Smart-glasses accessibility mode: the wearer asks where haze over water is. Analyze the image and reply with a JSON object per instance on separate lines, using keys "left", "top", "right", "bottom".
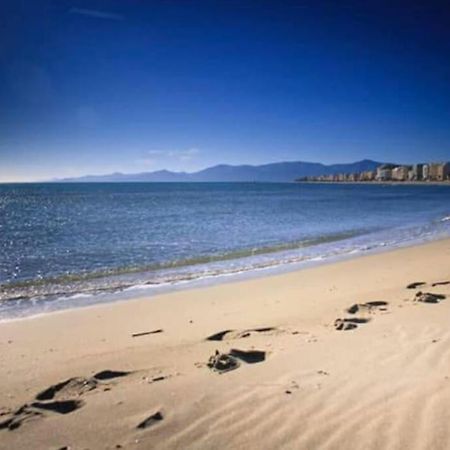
{"left": 1, "top": 182, "right": 449, "bottom": 319}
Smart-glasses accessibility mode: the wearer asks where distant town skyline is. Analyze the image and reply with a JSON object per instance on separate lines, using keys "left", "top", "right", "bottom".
{"left": 1, "top": 1, "right": 450, "bottom": 182}
{"left": 300, "top": 161, "right": 450, "bottom": 183}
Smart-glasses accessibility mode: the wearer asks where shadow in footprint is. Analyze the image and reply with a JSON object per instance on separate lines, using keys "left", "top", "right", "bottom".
{"left": 407, "top": 282, "right": 426, "bottom": 289}
{"left": 229, "top": 349, "right": 266, "bottom": 363}
{"left": 415, "top": 292, "right": 446, "bottom": 304}
{"left": 36, "top": 377, "right": 97, "bottom": 401}
{"left": 0, "top": 400, "right": 83, "bottom": 432}
{"left": 206, "top": 330, "right": 234, "bottom": 341}
{"left": 137, "top": 411, "right": 163, "bottom": 429}
{"left": 206, "top": 327, "right": 276, "bottom": 341}
{"left": 0, "top": 406, "right": 42, "bottom": 431}
{"left": 31, "top": 400, "right": 83, "bottom": 415}
{"left": 432, "top": 281, "right": 450, "bottom": 287}
{"left": 36, "top": 370, "right": 130, "bottom": 402}
{"left": 252, "top": 327, "right": 276, "bottom": 333}
{"left": 335, "top": 318, "right": 370, "bottom": 331}
{"left": 93, "top": 370, "right": 130, "bottom": 381}
{"left": 2, "top": 371, "right": 129, "bottom": 432}
{"left": 365, "top": 301, "right": 389, "bottom": 308}
{"left": 346, "top": 301, "right": 388, "bottom": 314}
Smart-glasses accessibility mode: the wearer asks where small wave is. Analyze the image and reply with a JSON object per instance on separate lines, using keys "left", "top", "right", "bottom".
{"left": 441, "top": 215, "right": 450, "bottom": 222}
{"left": 1, "top": 217, "right": 450, "bottom": 319}
{"left": 0, "top": 230, "right": 364, "bottom": 302}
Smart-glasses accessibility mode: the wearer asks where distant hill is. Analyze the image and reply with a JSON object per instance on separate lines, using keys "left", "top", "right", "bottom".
{"left": 55, "top": 159, "right": 384, "bottom": 183}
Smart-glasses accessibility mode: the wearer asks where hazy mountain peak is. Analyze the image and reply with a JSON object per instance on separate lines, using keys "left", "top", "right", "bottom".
{"left": 54, "top": 160, "right": 384, "bottom": 183}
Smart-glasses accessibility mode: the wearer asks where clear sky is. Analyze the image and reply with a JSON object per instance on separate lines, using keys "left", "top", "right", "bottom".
{"left": 1, "top": 0, "right": 449, "bottom": 182}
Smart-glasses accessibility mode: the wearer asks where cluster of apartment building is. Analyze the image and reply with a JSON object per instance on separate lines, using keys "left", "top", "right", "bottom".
{"left": 299, "top": 162, "right": 450, "bottom": 183}
{"left": 375, "top": 163, "right": 450, "bottom": 182}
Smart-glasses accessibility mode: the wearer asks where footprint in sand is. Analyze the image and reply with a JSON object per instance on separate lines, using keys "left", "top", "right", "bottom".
{"left": 30, "top": 400, "right": 83, "bottom": 414}
{"left": 0, "top": 400, "right": 84, "bottom": 431}
{"left": 414, "top": 292, "right": 446, "bottom": 304}
{"left": 229, "top": 348, "right": 266, "bottom": 363}
{"left": 93, "top": 370, "right": 130, "bottom": 381}
{"left": 35, "top": 370, "right": 130, "bottom": 401}
{"left": 207, "top": 349, "right": 266, "bottom": 373}
{"left": 206, "top": 327, "right": 278, "bottom": 342}
{"left": 334, "top": 317, "right": 370, "bottom": 331}
{"left": 0, "top": 369, "right": 131, "bottom": 431}
{"left": 346, "top": 301, "right": 389, "bottom": 315}
{"left": 407, "top": 282, "right": 426, "bottom": 289}
{"left": 0, "top": 405, "right": 43, "bottom": 431}
{"left": 431, "top": 281, "right": 450, "bottom": 287}
{"left": 137, "top": 411, "right": 164, "bottom": 430}
{"left": 35, "top": 377, "right": 98, "bottom": 401}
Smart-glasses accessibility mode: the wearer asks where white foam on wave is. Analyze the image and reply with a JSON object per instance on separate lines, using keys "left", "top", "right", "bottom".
{"left": 3, "top": 212, "right": 450, "bottom": 322}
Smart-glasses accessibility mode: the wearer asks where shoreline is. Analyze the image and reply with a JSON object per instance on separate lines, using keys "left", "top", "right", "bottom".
{"left": 3, "top": 226, "right": 450, "bottom": 322}
{"left": 1, "top": 238, "right": 450, "bottom": 448}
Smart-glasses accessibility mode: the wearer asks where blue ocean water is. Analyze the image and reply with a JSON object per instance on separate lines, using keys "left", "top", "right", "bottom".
{"left": 1, "top": 182, "right": 449, "bottom": 319}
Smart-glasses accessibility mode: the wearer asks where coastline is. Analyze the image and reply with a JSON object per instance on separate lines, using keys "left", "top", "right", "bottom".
{"left": 3, "top": 220, "right": 450, "bottom": 321}
{"left": 1, "top": 238, "right": 450, "bottom": 449}
{"left": 2, "top": 182, "right": 450, "bottom": 322}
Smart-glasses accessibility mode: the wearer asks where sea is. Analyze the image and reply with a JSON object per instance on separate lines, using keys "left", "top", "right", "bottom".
{"left": 1, "top": 182, "right": 449, "bottom": 319}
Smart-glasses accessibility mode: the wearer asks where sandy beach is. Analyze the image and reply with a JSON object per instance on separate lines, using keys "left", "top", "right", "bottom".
{"left": 1, "top": 239, "right": 450, "bottom": 449}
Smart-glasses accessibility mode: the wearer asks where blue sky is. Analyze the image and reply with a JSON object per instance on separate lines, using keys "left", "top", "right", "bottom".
{"left": 1, "top": 0, "right": 450, "bottom": 181}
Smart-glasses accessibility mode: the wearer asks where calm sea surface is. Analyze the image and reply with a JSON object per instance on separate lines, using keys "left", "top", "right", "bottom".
{"left": 1, "top": 182, "right": 449, "bottom": 318}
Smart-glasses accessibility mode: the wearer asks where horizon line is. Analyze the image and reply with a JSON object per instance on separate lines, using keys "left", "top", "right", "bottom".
{"left": 3, "top": 158, "right": 450, "bottom": 184}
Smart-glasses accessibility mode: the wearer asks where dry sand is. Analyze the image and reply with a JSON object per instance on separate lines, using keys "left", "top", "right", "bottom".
{"left": 1, "top": 239, "right": 450, "bottom": 449}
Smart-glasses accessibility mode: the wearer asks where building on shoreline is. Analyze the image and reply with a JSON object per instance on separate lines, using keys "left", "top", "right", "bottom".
{"left": 439, "top": 162, "right": 450, "bottom": 181}
{"left": 391, "top": 165, "right": 411, "bottom": 181}
{"left": 428, "top": 162, "right": 450, "bottom": 181}
{"left": 296, "top": 161, "right": 450, "bottom": 183}
{"left": 412, "top": 164, "right": 424, "bottom": 181}
{"left": 376, "top": 164, "right": 396, "bottom": 181}
{"left": 360, "top": 170, "right": 376, "bottom": 181}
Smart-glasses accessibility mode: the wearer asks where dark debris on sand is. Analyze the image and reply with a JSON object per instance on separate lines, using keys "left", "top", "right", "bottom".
{"left": 132, "top": 329, "right": 163, "bottom": 338}
{"left": 208, "top": 351, "right": 240, "bottom": 373}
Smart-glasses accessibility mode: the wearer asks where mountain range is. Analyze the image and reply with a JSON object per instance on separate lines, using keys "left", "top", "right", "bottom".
{"left": 55, "top": 159, "right": 384, "bottom": 183}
